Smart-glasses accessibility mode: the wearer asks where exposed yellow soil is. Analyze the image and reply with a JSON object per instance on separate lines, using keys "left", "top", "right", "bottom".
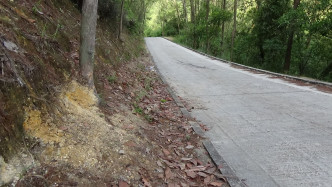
{"left": 19, "top": 80, "right": 158, "bottom": 185}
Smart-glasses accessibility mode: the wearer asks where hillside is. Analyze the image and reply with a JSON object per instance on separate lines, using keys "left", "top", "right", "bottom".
{"left": 0, "top": 0, "right": 225, "bottom": 186}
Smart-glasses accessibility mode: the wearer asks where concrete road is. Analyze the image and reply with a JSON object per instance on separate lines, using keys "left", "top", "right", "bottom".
{"left": 145, "top": 37, "right": 332, "bottom": 187}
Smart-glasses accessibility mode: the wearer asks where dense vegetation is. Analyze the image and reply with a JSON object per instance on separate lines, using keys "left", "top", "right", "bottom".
{"left": 145, "top": 0, "right": 332, "bottom": 82}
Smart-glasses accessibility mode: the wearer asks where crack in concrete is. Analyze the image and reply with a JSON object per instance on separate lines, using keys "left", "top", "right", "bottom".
{"left": 175, "top": 59, "right": 216, "bottom": 70}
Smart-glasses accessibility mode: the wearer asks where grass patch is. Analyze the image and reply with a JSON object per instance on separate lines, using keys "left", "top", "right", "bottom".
{"left": 107, "top": 74, "right": 117, "bottom": 84}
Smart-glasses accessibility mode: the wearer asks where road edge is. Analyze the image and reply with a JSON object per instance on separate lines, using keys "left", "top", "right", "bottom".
{"left": 162, "top": 37, "right": 332, "bottom": 88}
{"left": 144, "top": 39, "right": 246, "bottom": 187}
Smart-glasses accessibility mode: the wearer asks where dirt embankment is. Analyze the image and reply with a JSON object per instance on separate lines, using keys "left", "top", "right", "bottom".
{"left": 0, "top": 0, "right": 226, "bottom": 186}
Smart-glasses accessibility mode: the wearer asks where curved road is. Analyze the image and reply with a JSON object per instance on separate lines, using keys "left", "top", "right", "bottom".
{"left": 145, "top": 37, "right": 332, "bottom": 187}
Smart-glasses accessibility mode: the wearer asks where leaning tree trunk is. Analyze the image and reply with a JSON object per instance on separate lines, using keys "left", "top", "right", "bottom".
{"left": 230, "top": 0, "right": 237, "bottom": 61}
{"left": 283, "top": 0, "right": 301, "bottom": 72}
{"left": 80, "top": 0, "right": 99, "bottom": 89}
{"left": 220, "top": 0, "right": 226, "bottom": 56}
{"left": 118, "top": 0, "right": 125, "bottom": 41}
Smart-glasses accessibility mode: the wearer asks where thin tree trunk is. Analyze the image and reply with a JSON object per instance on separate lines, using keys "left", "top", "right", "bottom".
{"left": 174, "top": 0, "right": 181, "bottom": 34}
{"left": 256, "top": 0, "right": 264, "bottom": 63}
{"left": 80, "top": 0, "right": 98, "bottom": 89}
{"left": 183, "top": 0, "right": 188, "bottom": 23}
{"left": 118, "top": 0, "right": 125, "bottom": 41}
{"left": 205, "top": 0, "right": 210, "bottom": 53}
{"left": 283, "top": 0, "right": 301, "bottom": 72}
{"left": 190, "top": 0, "right": 195, "bottom": 23}
{"left": 190, "top": 0, "right": 196, "bottom": 48}
{"left": 230, "top": 0, "right": 237, "bottom": 61}
{"left": 196, "top": 0, "right": 199, "bottom": 13}
{"left": 220, "top": 0, "right": 226, "bottom": 56}
{"left": 162, "top": 21, "right": 165, "bottom": 36}
{"left": 143, "top": 0, "right": 146, "bottom": 26}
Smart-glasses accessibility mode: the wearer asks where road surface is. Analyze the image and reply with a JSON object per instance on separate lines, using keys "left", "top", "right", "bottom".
{"left": 145, "top": 37, "right": 332, "bottom": 187}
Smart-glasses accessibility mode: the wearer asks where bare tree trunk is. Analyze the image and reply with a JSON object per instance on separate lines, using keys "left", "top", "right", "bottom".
{"left": 162, "top": 21, "right": 164, "bottom": 36}
{"left": 183, "top": 0, "right": 188, "bottom": 23}
{"left": 230, "top": 0, "right": 237, "bottom": 61}
{"left": 118, "top": 0, "right": 125, "bottom": 41}
{"left": 283, "top": 0, "right": 301, "bottom": 72}
{"left": 190, "top": 0, "right": 196, "bottom": 48}
{"left": 174, "top": 0, "right": 181, "bottom": 34}
{"left": 220, "top": 0, "right": 226, "bottom": 56}
{"left": 205, "top": 0, "right": 210, "bottom": 53}
{"left": 80, "top": 0, "right": 98, "bottom": 89}
{"left": 190, "top": 0, "right": 195, "bottom": 23}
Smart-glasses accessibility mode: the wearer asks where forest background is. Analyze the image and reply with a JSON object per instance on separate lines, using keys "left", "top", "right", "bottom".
{"left": 145, "top": 0, "right": 332, "bottom": 82}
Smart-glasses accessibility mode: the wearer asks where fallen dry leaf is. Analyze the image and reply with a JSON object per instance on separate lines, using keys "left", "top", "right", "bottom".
{"left": 186, "top": 163, "right": 194, "bottom": 170}
{"left": 157, "top": 160, "right": 163, "bottom": 167}
{"left": 204, "top": 175, "right": 212, "bottom": 184}
{"left": 163, "top": 160, "right": 177, "bottom": 168}
{"left": 196, "top": 159, "right": 204, "bottom": 166}
{"left": 168, "top": 183, "right": 180, "bottom": 187}
{"left": 204, "top": 167, "right": 216, "bottom": 174}
{"left": 190, "top": 159, "right": 198, "bottom": 166}
{"left": 142, "top": 176, "right": 152, "bottom": 187}
{"left": 210, "top": 181, "right": 224, "bottom": 187}
{"left": 180, "top": 182, "right": 189, "bottom": 187}
{"left": 163, "top": 148, "right": 171, "bottom": 156}
{"left": 178, "top": 163, "right": 186, "bottom": 170}
{"left": 187, "top": 166, "right": 207, "bottom": 172}
{"left": 118, "top": 180, "right": 129, "bottom": 187}
{"left": 14, "top": 8, "right": 35, "bottom": 23}
{"left": 165, "top": 167, "right": 174, "bottom": 179}
{"left": 185, "top": 171, "right": 197, "bottom": 178}
{"left": 197, "top": 172, "right": 208, "bottom": 178}
{"left": 181, "top": 157, "right": 192, "bottom": 161}
{"left": 213, "top": 173, "right": 227, "bottom": 182}
{"left": 199, "top": 123, "right": 209, "bottom": 131}
{"left": 124, "top": 141, "right": 137, "bottom": 147}
{"left": 123, "top": 125, "right": 135, "bottom": 130}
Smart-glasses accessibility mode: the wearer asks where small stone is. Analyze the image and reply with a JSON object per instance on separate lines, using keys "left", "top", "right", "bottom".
{"left": 3, "top": 41, "right": 19, "bottom": 53}
{"left": 185, "top": 145, "right": 194, "bottom": 149}
{"left": 119, "top": 150, "right": 125, "bottom": 155}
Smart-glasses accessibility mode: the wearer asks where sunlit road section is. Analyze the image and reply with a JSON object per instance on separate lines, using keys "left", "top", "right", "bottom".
{"left": 145, "top": 37, "right": 332, "bottom": 187}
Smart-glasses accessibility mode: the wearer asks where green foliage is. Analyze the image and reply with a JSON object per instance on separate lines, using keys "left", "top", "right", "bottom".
{"left": 209, "top": 6, "right": 232, "bottom": 25}
{"left": 107, "top": 74, "right": 117, "bottom": 84}
{"left": 132, "top": 103, "right": 153, "bottom": 122}
{"left": 71, "top": 0, "right": 147, "bottom": 35}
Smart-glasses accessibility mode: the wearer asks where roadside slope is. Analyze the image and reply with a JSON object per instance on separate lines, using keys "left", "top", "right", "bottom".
{"left": 1, "top": 1, "right": 226, "bottom": 186}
